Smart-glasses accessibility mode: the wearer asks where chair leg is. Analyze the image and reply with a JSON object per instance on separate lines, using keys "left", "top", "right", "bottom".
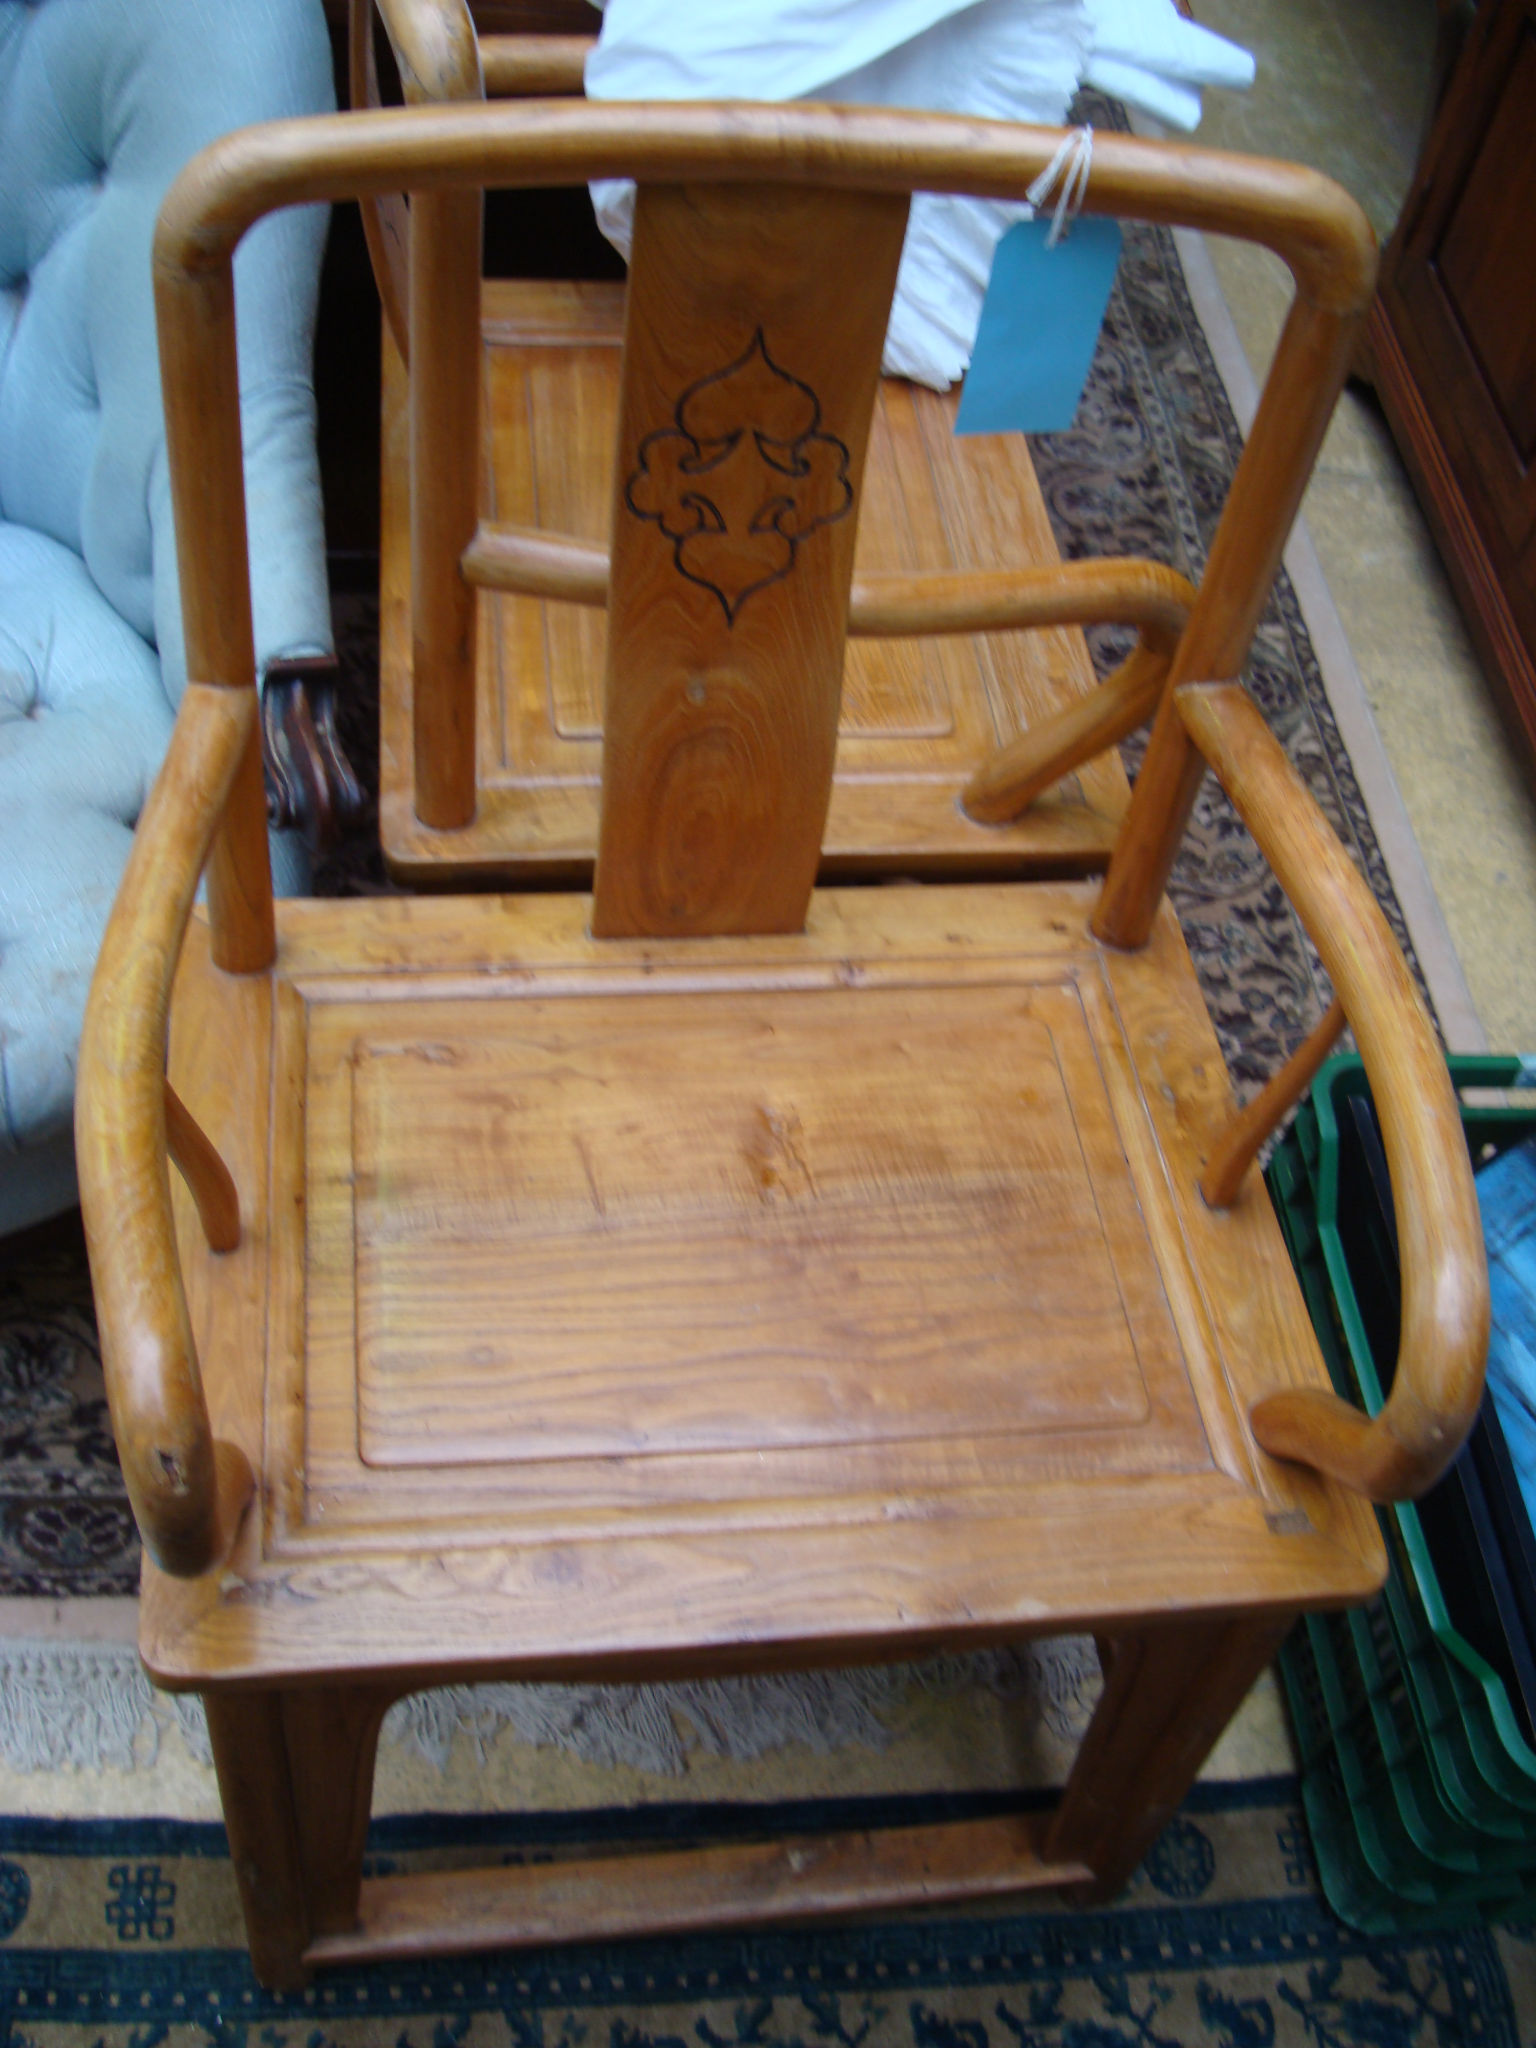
{"left": 1045, "top": 1613, "right": 1294, "bottom": 1901}
{"left": 282, "top": 1686, "right": 392, "bottom": 1939}
{"left": 204, "top": 1684, "right": 391, "bottom": 1991}
{"left": 204, "top": 1691, "right": 310, "bottom": 1991}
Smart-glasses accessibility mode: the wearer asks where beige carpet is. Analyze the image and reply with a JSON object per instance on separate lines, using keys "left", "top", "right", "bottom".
{"left": 0, "top": 1627, "right": 1294, "bottom": 1821}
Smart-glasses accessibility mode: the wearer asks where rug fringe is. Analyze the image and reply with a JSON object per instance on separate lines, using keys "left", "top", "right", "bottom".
{"left": 0, "top": 1636, "right": 1101, "bottom": 1777}
{"left": 0, "top": 1638, "right": 160, "bottom": 1772}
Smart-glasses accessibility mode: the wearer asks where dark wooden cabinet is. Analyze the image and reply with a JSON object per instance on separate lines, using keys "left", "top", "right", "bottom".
{"left": 1369, "top": 0, "right": 1536, "bottom": 775}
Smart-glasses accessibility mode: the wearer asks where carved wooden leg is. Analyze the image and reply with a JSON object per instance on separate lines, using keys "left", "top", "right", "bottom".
{"left": 204, "top": 1691, "right": 310, "bottom": 1992}
{"left": 205, "top": 1684, "right": 392, "bottom": 1991}
{"left": 1046, "top": 1613, "right": 1294, "bottom": 1901}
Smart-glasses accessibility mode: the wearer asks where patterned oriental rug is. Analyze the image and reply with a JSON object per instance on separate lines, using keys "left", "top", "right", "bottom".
{"left": 0, "top": 204, "right": 1413, "bottom": 1607}
{"left": 1, "top": 1783, "right": 1533, "bottom": 2044}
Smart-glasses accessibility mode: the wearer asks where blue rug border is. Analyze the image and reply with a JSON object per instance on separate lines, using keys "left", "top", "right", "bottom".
{"left": 0, "top": 1892, "right": 1521, "bottom": 2043}
{"left": 1, "top": 1774, "right": 1526, "bottom": 2044}
{"left": 0, "top": 1772, "right": 1300, "bottom": 1860}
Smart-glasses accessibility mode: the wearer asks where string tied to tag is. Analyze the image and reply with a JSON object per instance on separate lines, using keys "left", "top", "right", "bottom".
{"left": 1027, "top": 125, "right": 1093, "bottom": 248}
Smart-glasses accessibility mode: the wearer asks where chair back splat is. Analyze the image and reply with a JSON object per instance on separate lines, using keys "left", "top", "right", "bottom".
{"left": 595, "top": 181, "right": 908, "bottom": 935}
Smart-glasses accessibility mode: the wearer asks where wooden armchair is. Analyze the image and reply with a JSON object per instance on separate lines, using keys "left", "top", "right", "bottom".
{"left": 350, "top": 0, "right": 1184, "bottom": 884}
{"left": 79, "top": 98, "right": 1488, "bottom": 1992}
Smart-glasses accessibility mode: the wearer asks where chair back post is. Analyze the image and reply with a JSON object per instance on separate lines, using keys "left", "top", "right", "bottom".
{"left": 1090, "top": 286, "right": 1369, "bottom": 950}
{"left": 348, "top": 0, "right": 411, "bottom": 359}
{"left": 350, "top": 0, "right": 592, "bottom": 366}
{"left": 153, "top": 253, "right": 276, "bottom": 973}
{"left": 361, "top": 0, "right": 489, "bottom": 832}
{"left": 408, "top": 171, "right": 483, "bottom": 829}
{"left": 351, "top": 0, "right": 486, "bottom": 360}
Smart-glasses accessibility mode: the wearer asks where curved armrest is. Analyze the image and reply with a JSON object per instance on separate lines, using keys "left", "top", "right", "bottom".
{"left": 1177, "top": 681, "right": 1489, "bottom": 1502}
{"left": 75, "top": 685, "right": 259, "bottom": 1577}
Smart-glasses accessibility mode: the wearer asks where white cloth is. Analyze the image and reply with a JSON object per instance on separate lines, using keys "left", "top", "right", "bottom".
{"left": 1085, "top": 0, "right": 1256, "bottom": 90}
{"left": 587, "top": 0, "right": 1088, "bottom": 389}
{"left": 1083, "top": 0, "right": 1255, "bottom": 133}
{"left": 584, "top": 0, "right": 1254, "bottom": 389}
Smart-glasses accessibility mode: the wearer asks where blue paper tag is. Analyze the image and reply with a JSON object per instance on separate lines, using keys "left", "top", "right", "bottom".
{"left": 954, "top": 215, "right": 1122, "bottom": 436}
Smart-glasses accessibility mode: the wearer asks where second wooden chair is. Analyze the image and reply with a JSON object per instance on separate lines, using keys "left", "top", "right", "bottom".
{"left": 352, "top": 0, "right": 1195, "bottom": 885}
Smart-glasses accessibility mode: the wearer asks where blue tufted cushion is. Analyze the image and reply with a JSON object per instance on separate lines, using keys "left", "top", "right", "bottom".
{"left": 0, "top": 0, "right": 335, "bottom": 1234}
{"left": 0, "top": 523, "right": 171, "bottom": 1162}
{"left": 0, "top": 0, "right": 334, "bottom": 694}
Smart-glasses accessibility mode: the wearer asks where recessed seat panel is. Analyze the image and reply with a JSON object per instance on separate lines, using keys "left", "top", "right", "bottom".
{"left": 348, "top": 979, "right": 1161, "bottom": 1468}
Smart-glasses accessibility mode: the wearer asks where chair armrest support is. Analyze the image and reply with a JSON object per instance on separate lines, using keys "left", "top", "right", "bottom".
{"left": 459, "top": 528, "right": 1196, "bottom": 642}
{"left": 349, "top": 0, "right": 485, "bottom": 366}
{"left": 370, "top": 0, "right": 483, "bottom": 101}
{"left": 1176, "top": 680, "right": 1488, "bottom": 1502}
{"left": 76, "top": 685, "right": 260, "bottom": 1577}
{"left": 1200, "top": 996, "right": 1346, "bottom": 1207}
{"left": 480, "top": 36, "right": 592, "bottom": 97}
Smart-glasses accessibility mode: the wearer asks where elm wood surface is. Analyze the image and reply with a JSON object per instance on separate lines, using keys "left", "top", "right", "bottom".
{"left": 346, "top": 984, "right": 1176, "bottom": 1469}
{"left": 379, "top": 282, "right": 1133, "bottom": 884}
{"left": 163, "top": 1080, "right": 240, "bottom": 1255}
{"left": 77, "top": 102, "right": 1486, "bottom": 1988}
{"left": 1368, "top": 0, "right": 1536, "bottom": 778}
{"left": 962, "top": 634, "right": 1171, "bottom": 825}
{"left": 592, "top": 180, "right": 909, "bottom": 935}
{"left": 1200, "top": 995, "right": 1346, "bottom": 1210}
{"left": 1178, "top": 683, "right": 1488, "bottom": 1500}
{"left": 75, "top": 684, "right": 260, "bottom": 1580}
{"left": 461, "top": 526, "right": 1197, "bottom": 639}
{"left": 144, "top": 880, "right": 1383, "bottom": 1693}
{"left": 308, "top": 1813, "right": 1090, "bottom": 1967}
{"left": 1047, "top": 1615, "right": 1293, "bottom": 1898}
{"left": 478, "top": 32, "right": 591, "bottom": 95}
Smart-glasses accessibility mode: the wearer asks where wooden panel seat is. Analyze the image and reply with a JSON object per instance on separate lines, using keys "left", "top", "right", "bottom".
{"left": 379, "top": 280, "right": 1130, "bottom": 882}
{"left": 151, "top": 880, "right": 1379, "bottom": 1695}
{"left": 78, "top": 87, "right": 1488, "bottom": 1994}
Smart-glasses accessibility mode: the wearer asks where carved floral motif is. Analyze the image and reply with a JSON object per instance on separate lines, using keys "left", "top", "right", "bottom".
{"left": 625, "top": 329, "right": 853, "bottom": 624}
